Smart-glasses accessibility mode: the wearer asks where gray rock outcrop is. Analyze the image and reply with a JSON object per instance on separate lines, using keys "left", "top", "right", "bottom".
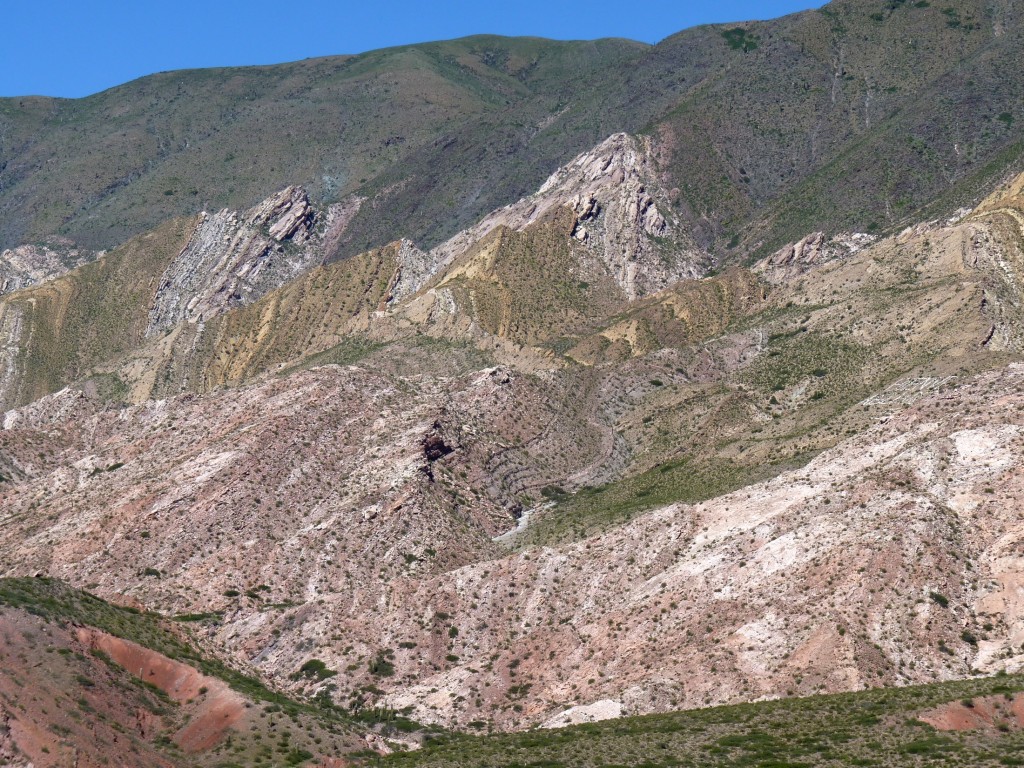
{"left": 756, "top": 231, "right": 875, "bottom": 283}
{"left": 0, "top": 241, "right": 92, "bottom": 296}
{"left": 386, "top": 133, "right": 708, "bottom": 303}
{"left": 146, "top": 186, "right": 354, "bottom": 336}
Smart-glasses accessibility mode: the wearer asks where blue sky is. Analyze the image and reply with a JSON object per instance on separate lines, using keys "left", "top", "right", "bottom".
{"left": 2, "top": 1, "right": 822, "bottom": 98}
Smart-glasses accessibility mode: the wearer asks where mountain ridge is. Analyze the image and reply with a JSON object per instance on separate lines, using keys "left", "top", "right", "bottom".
{"left": 2, "top": 160, "right": 1024, "bottom": 736}
{"left": 2, "top": 0, "right": 1021, "bottom": 265}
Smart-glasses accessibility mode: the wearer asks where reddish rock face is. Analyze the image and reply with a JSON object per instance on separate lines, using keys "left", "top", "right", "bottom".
{"left": 920, "top": 694, "right": 1024, "bottom": 731}
{"left": 0, "top": 611, "right": 182, "bottom": 768}
{"left": 0, "top": 607, "right": 367, "bottom": 767}
{"left": 76, "top": 627, "right": 248, "bottom": 753}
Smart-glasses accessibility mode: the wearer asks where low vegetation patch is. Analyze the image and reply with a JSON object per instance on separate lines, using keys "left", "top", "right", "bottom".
{"left": 379, "top": 673, "right": 1024, "bottom": 767}
{"left": 519, "top": 453, "right": 811, "bottom": 546}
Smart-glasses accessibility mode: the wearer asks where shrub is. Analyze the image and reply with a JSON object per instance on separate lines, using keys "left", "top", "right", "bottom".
{"left": 721, "top": 27, "right": 760, "bottom": 51}
{"left": 285, "top": 748, "right": 314, "bottom": 765}
{"left": 294, "top": 659, "right": 337, "bottom": 681}
{"left": 368, "top": 653, "right": 395, "bottom": 677}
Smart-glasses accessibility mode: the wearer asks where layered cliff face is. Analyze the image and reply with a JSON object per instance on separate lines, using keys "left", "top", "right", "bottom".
{"left": 0, "top": 132, "right": 708, "bottom": 408}
{"left": 145, "top": 187, "right": 361, "bottom": 335}
{"left": 376, "top": 133, "right": 707, "bottom": 350}
{"left": 135, "top": 242, "right": 407, "bottom": 398}
{"left": 401, "top": 133, "right": 705, "bottom": 302}
{"left": 534, "top": 132, "right": 703, "bottom": 298}
{"left": 755, "top": 231, "right": 877, "bottom": 284}
{"left": 0, "top": 218, "right": 194, "bottom": 411}
{"left": 0, "top": 187, "right": 363, "bottom": 410}
{"left": 100, "top": 132, "right": 700, "bottom": 398}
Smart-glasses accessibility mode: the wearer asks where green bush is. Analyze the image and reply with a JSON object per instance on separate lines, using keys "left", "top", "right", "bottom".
{"left": 295, "top": 659, "right": 337, "bottom": 681}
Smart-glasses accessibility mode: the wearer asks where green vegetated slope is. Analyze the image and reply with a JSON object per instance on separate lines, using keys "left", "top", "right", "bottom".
{"left": 381, "top": 673, "right": 1024, "bottom": 768}
{"left": 652, "top": 0, "right": 1024, "bottom": 254}
{"left": 347, "top": 0, "right": 1024, "bottom": 258}
{"left": 1, "top": 1, "right": 1021, "bottom": 263}
{"left": 517, "top": 180, "right": 1024, "bottom": 544}
{"left": 427, "top": 210, "right": 628, "bottom": 346}
{"left": 0, "top": 37, "right": 647, "bottom": 253}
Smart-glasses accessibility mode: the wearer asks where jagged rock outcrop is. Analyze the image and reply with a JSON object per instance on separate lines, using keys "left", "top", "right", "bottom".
{"left": 0, "top": 240, "right": 93, "bottom": 295}
{"left": 756, "top": 231, "right": 875, "bottom": 283}
{"left": 146, "top": 187, "right": 360, "bottom": 336}
{"left": 388, "top": 133, "right": 707, "bottom": 303}
{"left": 0, "top": 304, "right": 23, "bottom": 411}
{"left": 385, "top": 240, "right": 436, "bottom": 304}
{"left": 368, "top": 133, "right": 709, "bottom": 351}
{"left": 0, "top": 137, "right": 699, "bottom": 409}
{"left": 260, "top": 186, "right": 316, "bottom": 242}
{"left": 539, "top": 132, "right": 692, "bottom": 299}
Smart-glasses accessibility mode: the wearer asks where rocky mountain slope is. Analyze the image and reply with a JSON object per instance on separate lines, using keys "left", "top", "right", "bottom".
{"left": 0, "top": 578, "right": 402, "bottom": 767}
{"left": 0, "top": 181, "right": 365, "bottom": 410}
{"left": 2, "top": 155, "right": 1024, "bottom": 740}
{"left": 0, "top": 129, "right": 698, "bottom": 409}
{"left": 3, "top": 1, "right": 1024, "bottom": 764}
{"left": 0, "top": 239, "right": 93, "bottom": 295}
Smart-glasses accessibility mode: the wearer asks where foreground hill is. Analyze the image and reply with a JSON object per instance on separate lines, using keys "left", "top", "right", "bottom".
{"left": 0, "top": 578, "right": 411, "bottom": 767}
{"left": 5, "top": 586, "right": 1024, "bottom": 768}
{"left": 384, "top": 673, "right": 1024, "bottom": 767}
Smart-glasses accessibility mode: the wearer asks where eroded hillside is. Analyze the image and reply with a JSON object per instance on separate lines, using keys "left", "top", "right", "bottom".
{"left": 2, "top": 154, "right": 1024, "bottom": 739}
{"left": 0, "top": 578, "right": 386, "bottom": 767}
